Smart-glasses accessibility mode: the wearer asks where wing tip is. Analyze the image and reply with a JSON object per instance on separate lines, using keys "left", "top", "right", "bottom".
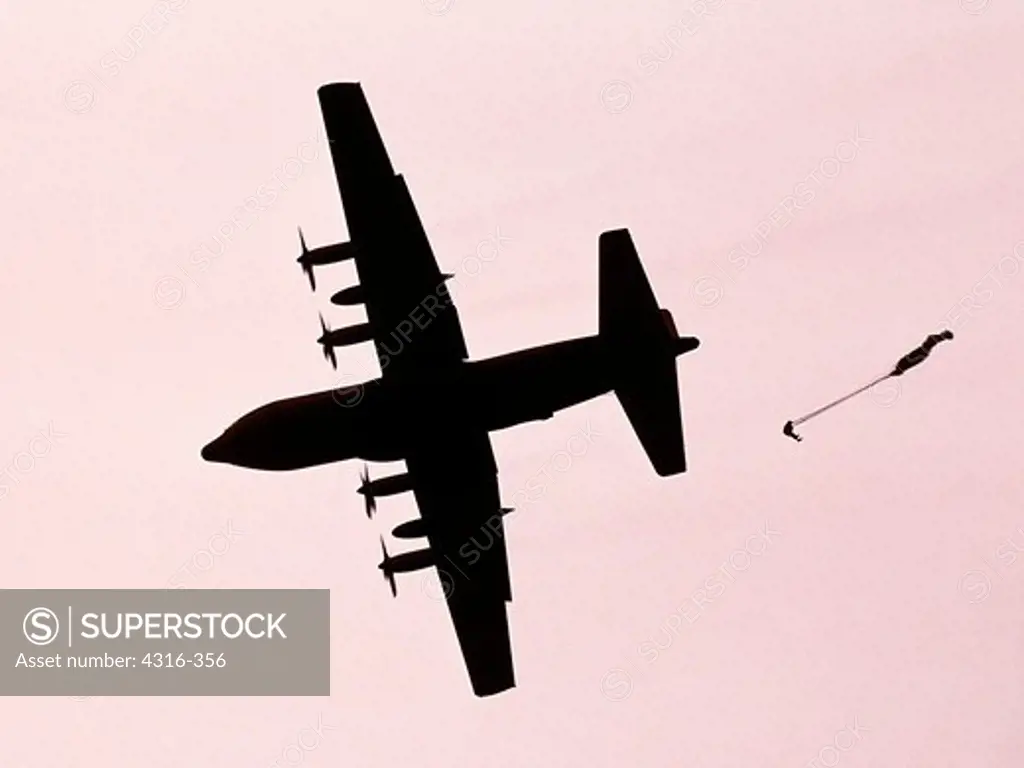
{"left": 653, "top": 459, "right": 687, "bottom": 477}
{"left": 599, "top": 227, "right": 632, "bottom": 248}
{"left": 472, "top": 679, "right": 516, "bottom": 697}
{"left": 317, "top": 82, "right": 364, "bottom": 100}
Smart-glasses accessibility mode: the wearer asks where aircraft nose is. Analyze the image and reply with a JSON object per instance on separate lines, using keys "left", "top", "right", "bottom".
{"left": 201, "top": 435, "right": 227, "bottom": 462}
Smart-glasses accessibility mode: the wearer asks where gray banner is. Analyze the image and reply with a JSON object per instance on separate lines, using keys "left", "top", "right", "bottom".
{"left": 0, "top": 590, "right": 329, "bottom": 695}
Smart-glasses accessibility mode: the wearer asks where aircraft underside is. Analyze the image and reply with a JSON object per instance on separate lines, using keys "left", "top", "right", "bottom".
{"left": 201, "top": 82, "right": 699, "bottom": 698}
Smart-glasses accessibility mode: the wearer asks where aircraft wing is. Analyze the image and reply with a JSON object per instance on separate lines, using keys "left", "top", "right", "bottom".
{"left": 404, "top": 422, "right": 515, "bottom": 697}
{"left": 321, "top": 83, "right": 512, "bottom": 696}
{"left": 317, "top": 83, "right": 469, "bottom": 378}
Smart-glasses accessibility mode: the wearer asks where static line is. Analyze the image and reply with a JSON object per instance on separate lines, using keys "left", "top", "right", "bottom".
{"left": 791, "top": 372, "right": 892, "bottom": 427}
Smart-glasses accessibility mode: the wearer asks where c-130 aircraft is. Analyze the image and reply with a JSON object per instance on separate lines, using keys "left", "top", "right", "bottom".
{"left": 201, "top": 83, "right": 700, "bottom": 697}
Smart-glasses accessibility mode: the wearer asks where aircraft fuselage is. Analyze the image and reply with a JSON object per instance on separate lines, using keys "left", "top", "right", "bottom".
{"left": 202, "top": 334, "right": 621, "bottom": 470}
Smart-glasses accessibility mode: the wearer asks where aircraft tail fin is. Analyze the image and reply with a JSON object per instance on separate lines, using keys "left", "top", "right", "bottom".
{"left": 598, "top": 229, "right": 699, "bottom": 476}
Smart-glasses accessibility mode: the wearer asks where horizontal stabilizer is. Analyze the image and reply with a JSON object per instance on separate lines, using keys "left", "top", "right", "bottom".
{"left": 616, "top": 355, "right": 686, "bottom": 476}
{"left": 598, "top": 229, "right": 691, "bottom": 476}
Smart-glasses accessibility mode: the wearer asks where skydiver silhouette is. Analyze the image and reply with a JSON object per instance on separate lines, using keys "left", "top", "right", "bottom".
{"left": 890, "top": 330, "right": 954, "bottom": 376}
{"left": 783, "top": 420, "right": 802, "bottom": 442}
{"left": 782, "top": 330, "right": 954, "bottom": 443}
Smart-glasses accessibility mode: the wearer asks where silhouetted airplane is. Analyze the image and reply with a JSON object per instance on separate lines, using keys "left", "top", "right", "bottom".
{"left": 201, "top": 82, "right": 700, "bottom": 697}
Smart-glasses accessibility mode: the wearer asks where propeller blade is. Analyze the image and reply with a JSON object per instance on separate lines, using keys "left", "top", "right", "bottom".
{"left": 378, "top": 536, "right": 397, "bottom": 597}
{"left": 299, "top": 230, "right": 315, "bottom": 290}
{"left": 319, "top": 314, "right": 337, "bottom": 368}
{"left": 359, "top": 465, "right": 375, "bottom": 518}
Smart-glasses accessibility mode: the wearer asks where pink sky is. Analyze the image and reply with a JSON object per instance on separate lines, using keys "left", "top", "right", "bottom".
{"left": 2, "top": 0, "right": 1024, "bottom": 765}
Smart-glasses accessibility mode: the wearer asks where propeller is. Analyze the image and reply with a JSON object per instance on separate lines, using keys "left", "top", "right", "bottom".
{"left": 298, "top": 227, "right": 315, "bottom": 291}
{"left": 378, "top": 536, "right": 397, "bottom": 597}
{"left": 318, "top": 313, "right": 337, "bottom": 369}
{"left": 359, "top": 464, "right": 376, "bottom": 518}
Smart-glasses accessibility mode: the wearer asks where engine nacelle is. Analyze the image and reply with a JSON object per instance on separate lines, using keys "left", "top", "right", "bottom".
{"left": 392, "top": 519, "right": 428, "bottom": 539}
{"left": 386, "top": 548, "right": 435, "bottom": 573}
{"left": 311, "top": 241, "right": 357, "bottom": 263}
{"left": 360, "top": 472, "right": 413, "bottom": 498}
{"left": 325, "top": 322, "right": 374, "bottom": 347}
{"left": 330, "top": 285, "right": 366, "bottom": 306}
